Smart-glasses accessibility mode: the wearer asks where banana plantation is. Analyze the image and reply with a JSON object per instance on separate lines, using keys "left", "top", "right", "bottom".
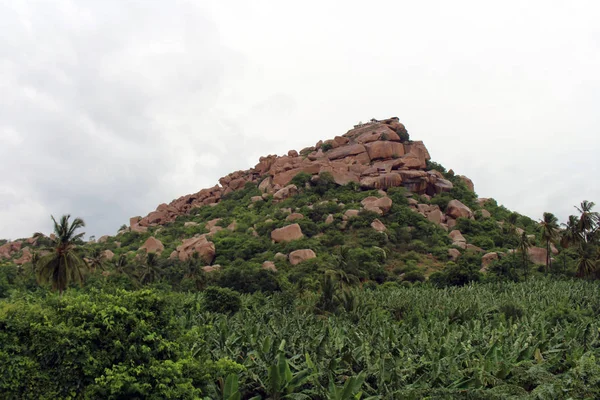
{"left": 2, "top": 277, "right": 599, "bottom": 399}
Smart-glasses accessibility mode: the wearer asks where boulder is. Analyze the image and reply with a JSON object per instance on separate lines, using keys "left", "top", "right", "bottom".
{"left": 466, "top": 244, "right": 484, "bottom": 253}
{"left": 0, "top": 241, "right": 22, "bottom": 259}
{"left": 176, "top": 236, "right": 216, "bottom": 264}
{"left": 446, "top": 200, "right": 473, "bottom": 220}
{"left": 325, "top": 214, "right": 334, "bottom": 224}
{"left": 527, "top": 247, "right": 548, "bottom": 265}
{"left": 14, "top": 248, "right": 32, "bottom": 265}
{"left": 458, "top": 175, "right": 475, "bottom": 192}
{"left": 273, "top": 184, "right": 298, "bottom": 202}
{"left": 271, "top": 224, "right": 304, "bottom": 243}
{"left": 288, "top": 149, "right": 298, "bottom": 157}
{"left": 98, "top": 235, "right": 110, "bottom": 243}
{"left": 103, "top": 250, "right": 115, "bottom": 261}
{"left": 140, "top": 237, "right": 164, "bottom": 254}
{"left": 274, "top": 252, "right": 288, "bottom": 261}
{"left": 448, "top": 248, "right": 461, "bottom": 261}
{"left": 325, "top": 144, "right": 368, "bottom": 161}
{"left": 289, "top": 249, "right": 317, "bottom": 265}
{"left": 427, "top": 209, "right": 445, "bottom": 225}
{"left": 364, "top": 141, "right": 405, "bottom": 160}
{"left": 262, "top": 261, "right": 278, "bottom": 272}
{"left": 202, "top": 265, "right": 221, "bottom": 273}
{"left": 359, "top": 173, "right": 403, "bottom": 190}
{"left": 361, "top": 196, "right": 393, "bottom": 214}
{"left": 480, "top": 209, "right": 491, "bottom": 218}
{"left": 286, "top": 213, "right": 304, "bottom": 222}
{"left": 130, "top": 225, "right": 148, "bottom": 234}
{"left": 449, "top": 230, "right": 467, "bottom": 247}
{"left": 184, "top": 222, "right": 199, "bottom": 227}
{"left": 251, "top": 196, "right": 264, "bottom": 203}
{"left": 433, "top": 178, "right": 454, "bottom": 194}
{"left": 481, "top": 252, "right": 498, "bottom": 270}
{"left": 258, "top": 177, "right": 273, "bottom": 193}
{"left": 343, "top": 209, "right": 360, "bottom": 220}
{"left": 371, "top": 219, "right": 387, "bottom": 232}
{"left": 205, "top": 218, "right": 222, "bottom": 230}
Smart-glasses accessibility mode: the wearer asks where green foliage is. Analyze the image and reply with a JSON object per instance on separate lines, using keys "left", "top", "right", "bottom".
{"left": 320, "top": 142, "right": 333, "bottom": 152}
{"left": 203, "top": 286, "right": 242, "bottom": 314}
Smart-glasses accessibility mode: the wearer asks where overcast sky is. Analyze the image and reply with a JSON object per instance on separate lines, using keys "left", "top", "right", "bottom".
{"left": 1, "top": 0, "right": 599, "bottom": 239}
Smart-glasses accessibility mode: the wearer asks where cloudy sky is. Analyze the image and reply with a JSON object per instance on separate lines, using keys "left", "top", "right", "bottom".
{"left": 1, "top": 0, "right": 599, "bottom": 239}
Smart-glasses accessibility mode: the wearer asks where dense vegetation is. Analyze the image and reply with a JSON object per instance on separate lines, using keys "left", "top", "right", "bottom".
{"left": 1, "top": 279, "right": 599, "bottom": 399}
{"left": 1, "top": 163, "right": 599, "bottom": 398}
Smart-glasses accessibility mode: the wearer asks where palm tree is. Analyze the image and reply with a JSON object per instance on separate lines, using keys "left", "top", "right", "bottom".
{"left": 561, "top": 215, "right": 581, "bottom": 249}
{"left": 87, "top": 248, "right": 107, "bottom": 273}
{"left": 36, "top": 215, "right": 87, "bottom": 295}
{"left": 516, "top": 231, "right": 531, "bottom": 274}
{"left": 575, "top": 243, "right": 597, "bottom": 278}
{"left": 114, "top": 254, "right": 129, "bottom": 275}
{"left": 136, "top": 252, "right": 162, "bottom": 285}
{"left": 539, "top": 212, "right": 559, "bottom": 273}
{"left": 504, "top": 212, "right": 519, "bottom": 236}
{"left": 575, "top": 201, "right": 599, "bottom": 242}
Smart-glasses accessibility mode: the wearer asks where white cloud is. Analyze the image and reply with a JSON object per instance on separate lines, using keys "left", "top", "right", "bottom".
{"left": 0, "top": 0, "right": 599, "bottom": 238}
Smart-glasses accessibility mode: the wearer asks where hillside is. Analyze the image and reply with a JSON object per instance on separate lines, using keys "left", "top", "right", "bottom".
{"left": 1, "top": 118, "right": 599, "bottom": 399}
{"left": 0, "top": 118, "right": 569, "bottom": 288}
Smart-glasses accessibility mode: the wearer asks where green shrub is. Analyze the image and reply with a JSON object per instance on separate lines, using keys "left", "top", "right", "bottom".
{"left": 203, "top": 286, "right": 242, "bottom": 314}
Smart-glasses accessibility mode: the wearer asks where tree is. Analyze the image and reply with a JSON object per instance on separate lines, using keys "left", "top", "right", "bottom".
{"left": 36, "top": 215, "right": 87, "bottom": 295}
{"left": 561, "top": 215, "right": 581, "bottom": 249}
{"left": 575, "top": 243, "right": 597, "bottom": 278}
{"left": 87, "top": 248, "right": 107, "bottom": 273}
{"left": 575, "top": 201, "right": 599, "bottom": 241}
{"left": 136, "top": 252, "right": 162, "bottom": 285}
{"left": 539, "top": 212, "right": 559, "bottom": 272}
{"left": 517, "top": 231, "right": 532, "bottom": 274}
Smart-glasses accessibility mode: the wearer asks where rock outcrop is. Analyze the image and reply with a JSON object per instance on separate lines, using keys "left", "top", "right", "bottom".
{"left": 271, "top": 224, "right": 304, "bottom": 243}
{"left": 140, "top": 237, "right": 164, "bottom": 254}
{"left": 289, "top": 249, "right": 317, "bottom": 265}
{"left": 129, "top": 117, "right": 443, "bottom": 229}
{"left": 173, "top": 236, "right": 216, "bottom": 264}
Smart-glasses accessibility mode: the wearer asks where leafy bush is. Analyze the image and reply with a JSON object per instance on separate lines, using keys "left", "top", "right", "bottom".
{"left": 203, "top": 286, "right": 242, "bottom": 314}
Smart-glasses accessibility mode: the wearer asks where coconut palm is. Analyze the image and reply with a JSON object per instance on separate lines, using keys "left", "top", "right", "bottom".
{"left": 114, "top": 254, "right": 129, "bottom": 275}
{"left": 516, "top": 231, "right": 532, "bottom": 273}
{"left": 137, "top": 252, "right": 162, "bottom": 285}
{"left": 87, "top": 248, "right": 107, "bottom": 273}
{"left": 36, "top": 215, "right": 87, "bottom": 295}
{"left": 575, "top": 243, "right": 597, "bottom": 278}
{"left": 561, "top": 215, "right": 581, "bottom": 249}
{"left": 575, "top": 201, "right": 599, "bottom": 242}
{"left": 539, "top": 212, "right": 559, "bottom": 272}
{"left": 504, "top": 212, "right": 519, "bottom": 237}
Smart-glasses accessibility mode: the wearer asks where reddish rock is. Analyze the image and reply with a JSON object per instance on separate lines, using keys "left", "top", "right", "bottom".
{"left": 258, "top": 177, "right": 273, "bottom": 193}
{"left": 202, "top": 265, "right": 221, "bottom": 273}
{"left": 466, "top": 244, "right": 484, "bottom": 253}
{"left": 271, "top": 224, "right": 304, "bottom": 243}
{"left": 273, "top": 184, "right": 298, "bottom": 202}
{"left": 140, "top": 237, "right": 164, "bottom": 254}
{"left": 14, "top": 247, "right": 32, "bottom": 265}
{"left": 262, "top": 261, "right": 277, "bottom": 272}
{"left": 343, "top": 209, "right": 360, "bottom": 220}
{"left": 359, "top": 173, "right": 403, "bottom": 190}
{"left": 446, "top": 200, "right": 473, "bottom": 220}
{"left": 371, "top": 219, "right": 387, "bottom": 232}
{"left": 286, "top": 213, "right": 304, "bottom": 222}
{"left": 448, "top": 248, "right": 461, "bottom": 261}
{"left": 325, "top": 214, "right": 334, "bottom": 224}
{"left": 102, "top": 250, "right": 114, "bottom": 261}
{"left": 481, "top": 252, "right": 498, "bottom": 270}
{"left": 251, "top": 196, "right": 264, "bottom": 203}
{"left": 176, "top": 236, "right": 216, "bottom": 264}
{"left": 184, "top": 222, "right": 199, "bottom": 227}
{"left": 361, "top": 196, "right": 393, "bottom": 214}
{"left": 288, "top": 149, "right": 299, "bottom": 157}
{"left": 364, "top": 141, "right": 405, "bottom": 160}
{"left": 427, "top": 209, "right": 445, "bottom": 225}
{"left": 326, "top": 144, "right": 368, "bottom": 161}
{"left": 458, "top": 175, "right": 475, "bottom": 192}
{"left": 289, "top": 249, "right": 317, "bottom": 265}
{"left": 0, "top": 241, "right": 22, "bottom": 259}
{"left": 205, "top": 218, "right": 222, "bottom": 230}
{"left": 449, "top": 230, "right": 466, "bottom": 245}
{"left": 527, "top": 247, "right": 548, "bottom": 265}
{"left": 480, "top": 209, "right": 491, "bottom": 218}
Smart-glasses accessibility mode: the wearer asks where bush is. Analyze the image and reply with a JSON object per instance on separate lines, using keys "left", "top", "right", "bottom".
{"left": 402, "top": 270, "right": 426, "bottom": 283}
{"left": 203, "top": 286, "right": 242, "bottom": 314}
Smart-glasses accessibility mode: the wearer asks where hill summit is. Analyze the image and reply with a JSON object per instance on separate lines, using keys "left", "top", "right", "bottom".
{"left": 131, "top": 117, "right": 473, "bottom": 231}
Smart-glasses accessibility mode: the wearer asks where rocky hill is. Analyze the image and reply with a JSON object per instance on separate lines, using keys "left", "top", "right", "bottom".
{"left": 130, "top": 117, "right": 471, "bottom": 231}
{"left": 1, "top": 117, "right": 556, "bottom": 287}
